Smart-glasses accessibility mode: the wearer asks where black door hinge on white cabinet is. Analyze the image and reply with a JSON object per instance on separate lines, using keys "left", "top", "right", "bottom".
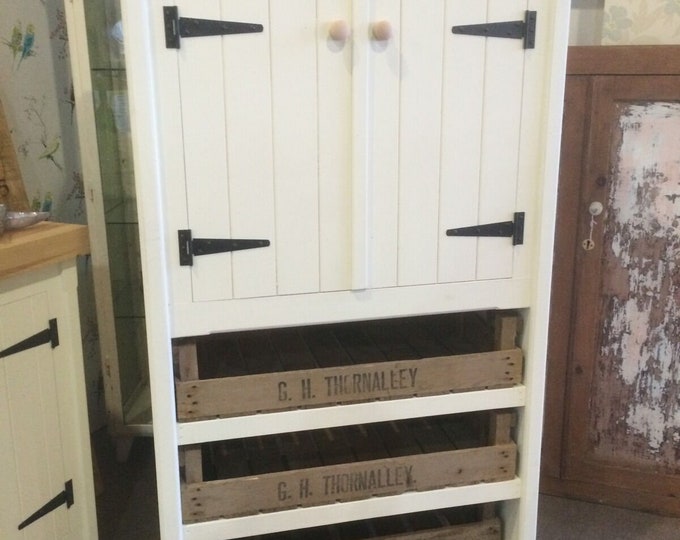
{"left": 0, "top": 319, "right": 59, "bottom": 359}
{"left": 18, "top": 480, "right": 73, "bottom": 530}
{"left": 446, "top": 212, "right": 525, "bottom": 246}
{"left": 178, "top": 229, "right": 270, "bottom": 266}
{"left": 452, "top": 11, "right": 537, "bottom": 49}
{"left": 163, "top": 6, "right": 263, "bottom": 49}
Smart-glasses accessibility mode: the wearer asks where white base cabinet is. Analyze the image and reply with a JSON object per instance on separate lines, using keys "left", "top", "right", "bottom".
{"left": 0, "top": 224, "right": 96, "bottom": 539}
{"left": 119, "top": 1, "right": 570, "bottom": 538}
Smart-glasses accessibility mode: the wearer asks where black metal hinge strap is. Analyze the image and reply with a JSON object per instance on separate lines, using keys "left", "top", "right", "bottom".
{"left": 0, "top": 318, "right": 59, "bottom": 359}
{"left": 164, "top": 6, "right": 263, "bottom": 49}
{"left": 446, "top": 212, "right": 525, "bottom": 246}
{"left": 18, "top": 480, "right": 74, "bottom": 530}
{"left": 178, "top": 229, "right": 270, "bottom": 266}
{"left": 452, "top": 10, "right": 537, "bottom": 49}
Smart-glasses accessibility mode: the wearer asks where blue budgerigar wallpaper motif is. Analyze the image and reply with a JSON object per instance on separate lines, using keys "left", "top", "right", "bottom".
{"left": 0, "top": 0, "right": 104, "bottom": 429}
{"left": 0, "top": 3, "right": 84, "bottom": 220}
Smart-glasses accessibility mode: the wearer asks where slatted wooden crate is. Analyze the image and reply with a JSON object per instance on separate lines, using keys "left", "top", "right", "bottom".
{"left": 238, "top": 506, "right": 501, "bottom": 539}
{"left": 180, "top": 410, "right": 516, "bottom": 523}
{"left": 174, "top": 312, "right": 522, "bottom": 421}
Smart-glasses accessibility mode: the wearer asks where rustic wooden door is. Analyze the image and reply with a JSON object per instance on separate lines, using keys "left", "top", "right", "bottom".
{"left": 542, "top": 46, "right": 680, "bottom": 515}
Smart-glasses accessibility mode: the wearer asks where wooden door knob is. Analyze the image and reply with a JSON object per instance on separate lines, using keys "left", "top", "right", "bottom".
{"left": 328, "top": 20, "right": 351, "bottom": 42}
{"left": 371, "top": 21, "right": 392, "bottom": 41}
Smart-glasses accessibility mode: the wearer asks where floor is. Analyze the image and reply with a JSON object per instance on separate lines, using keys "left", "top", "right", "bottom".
{"left": 93, "top": 430, "right": 680, "bottom": 540}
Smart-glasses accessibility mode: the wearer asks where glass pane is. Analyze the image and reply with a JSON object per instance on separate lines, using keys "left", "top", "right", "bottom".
{"left": 84, "top": 0, "right": 148, "bottom": 416}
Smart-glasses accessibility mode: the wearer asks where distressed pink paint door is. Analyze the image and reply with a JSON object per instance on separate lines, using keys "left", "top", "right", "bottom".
{"left": 560, "top": 75, "right": 680, "bottom": 514}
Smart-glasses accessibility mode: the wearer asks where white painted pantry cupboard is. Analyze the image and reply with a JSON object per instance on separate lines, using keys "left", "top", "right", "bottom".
{"left": 120, "top": 1, "right": 569, "bottom": 538}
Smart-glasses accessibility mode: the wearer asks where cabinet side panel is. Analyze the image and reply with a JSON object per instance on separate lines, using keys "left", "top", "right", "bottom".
{"left": 270, "top": 0, "right": 321, "bottom": 295}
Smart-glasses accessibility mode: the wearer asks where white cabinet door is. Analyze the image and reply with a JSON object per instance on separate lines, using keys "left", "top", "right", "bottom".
{"left": 438, "top": 0, "right": 529, "bottom": 284}
{"left": 0, "top": 291, "right": 68, "bottom": 539}
{"left": 167, "top": 0, "right": 352, "bottom": 302}
{"left": 0, "top": 264, "right": 96, "bottom": 539}
{"left": 157, "top": 0, "right": 533, "bottom": 303}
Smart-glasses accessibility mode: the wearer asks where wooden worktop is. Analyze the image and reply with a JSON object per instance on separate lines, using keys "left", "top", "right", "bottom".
{"left": 0, "top": 221, "right": 89, "bottom": 280}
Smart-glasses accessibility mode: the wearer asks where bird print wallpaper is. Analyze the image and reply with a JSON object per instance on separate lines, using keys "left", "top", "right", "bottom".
{"left": 0, "top": 1, "right": 83, "bottom": 219}
{"left": 603, "top": 0, "right": 680, "bottom": 44}
{"left": 0, "top": 0, "right": 104, "bottom": 429}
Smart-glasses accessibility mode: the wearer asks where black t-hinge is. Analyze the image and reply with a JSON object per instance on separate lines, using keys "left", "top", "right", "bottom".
{"left": 452, "top": 11, "right": 537, "bottom": 49}
{"left": 0, "top": 319, "right": 59, "bottom": 360}
{"left": 18, "top": 480, "right": 73, "bottom": 530}
{"left": 446, "top": 212, "right": 525, "bottom": 246}
{"left": 178, "top": 229, "right": 270, "bottom": 266}
{"left": 164, "top": 6, "right": 263, "bottom": 49}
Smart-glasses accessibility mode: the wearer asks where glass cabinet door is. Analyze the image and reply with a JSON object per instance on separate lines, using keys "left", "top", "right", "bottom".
{"left": 76, "top": 0, "right": 150, "bottom": 440}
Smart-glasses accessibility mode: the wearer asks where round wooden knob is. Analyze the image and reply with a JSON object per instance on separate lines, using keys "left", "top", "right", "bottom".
{"left": 372, "top": 20, "right": 392, "bottom": 41}
{"left": 328, "top": 20, "right": 351, "bottom": 42}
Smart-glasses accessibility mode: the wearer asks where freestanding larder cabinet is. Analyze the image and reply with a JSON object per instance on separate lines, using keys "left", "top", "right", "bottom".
{"left": 118, "top": 1, "right": 569, "bottom": 538}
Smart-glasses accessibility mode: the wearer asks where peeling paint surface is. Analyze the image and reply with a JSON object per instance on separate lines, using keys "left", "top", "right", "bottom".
{"left": 591, "top": 102, "right": 680, "bottom": 470}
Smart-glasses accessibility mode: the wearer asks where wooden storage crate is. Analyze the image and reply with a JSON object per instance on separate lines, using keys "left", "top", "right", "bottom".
{"left": 238, "top": 506, "right": 501, "bottom": 539}
{"left": 174, "top": 312, "right": 522, "bottom": 421}
{"left": 180, "top": 410, "right": 516, "bottom": 523}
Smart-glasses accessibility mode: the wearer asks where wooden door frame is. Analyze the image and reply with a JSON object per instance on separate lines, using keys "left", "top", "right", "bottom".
{"left": 541, "top": 45, "right": 680, "bottom": 512}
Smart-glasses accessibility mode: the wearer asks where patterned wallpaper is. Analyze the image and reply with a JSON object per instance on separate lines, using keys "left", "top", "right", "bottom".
{"left": 603, "top": 0, "right": 680, "bottom": 44}
{"left": 0, "top": 0, "right": 84, "bottom": 221}
{"left": 0, "top": 0, "right": 104, "bottom": 429}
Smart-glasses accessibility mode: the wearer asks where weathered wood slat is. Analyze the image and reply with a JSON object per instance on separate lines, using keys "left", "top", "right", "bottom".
{"left": 176, "top": 347, "right": 521, "bottom": 419}
{"left": 235, "top": 515, "right": 500, "bottom": 540}
{"left": 299, "top": 326, "right": 352, "bottom": 368}
{"left": 239, "top": 332, "right": 282, "bottom": 375}
{"left": 374, "top": 421, "right": 421, "bottom": 459}
{"left": 181, "top": 443, "right": 516, "bottom": 521}
{"left": 196, "top": 337, "right": 247, "bottom": 379}
{"left": 376, "top": 517, "right": 501, "bottom": 539}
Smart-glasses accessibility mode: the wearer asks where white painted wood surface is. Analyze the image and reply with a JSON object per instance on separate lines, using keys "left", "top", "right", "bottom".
{"left": 158, "top": 0, "right": 537, "bottom": 310}
{"left": 119, "top": 0, "right": 570, "bottom": 538}
{"left": 0, "top": 262, "right": 97, "bottom": 539}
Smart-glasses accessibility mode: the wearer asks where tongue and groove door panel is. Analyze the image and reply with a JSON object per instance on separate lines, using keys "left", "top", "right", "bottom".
{"left": 359, "top": 0, "right": 529, "bottom": 289}
{"left": 166, "top": 0, "right": 529, "bottom": 304}
{"left": 438, "top": 0, "right": 527, "bottom": 284}
{"left": 0, "top": 294, "right": 68, "bottom": 538}
{"left": 174, "top": 0, "right": 352, "bottom": 302}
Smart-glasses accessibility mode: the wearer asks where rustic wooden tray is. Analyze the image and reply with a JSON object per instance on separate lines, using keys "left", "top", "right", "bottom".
{"left": 174, "top": 312, "right": 522, "bottom": 421}
{"left": 237, "top": 510, "right": 501, "bottom": 539}
{"left": 180, "top": 411, "right": 515, "bottom": 523}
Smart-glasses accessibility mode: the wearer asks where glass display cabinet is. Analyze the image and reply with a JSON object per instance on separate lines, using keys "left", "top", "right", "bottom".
{"left": 65, "top": 0, "right": 151, "bottom": 458}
